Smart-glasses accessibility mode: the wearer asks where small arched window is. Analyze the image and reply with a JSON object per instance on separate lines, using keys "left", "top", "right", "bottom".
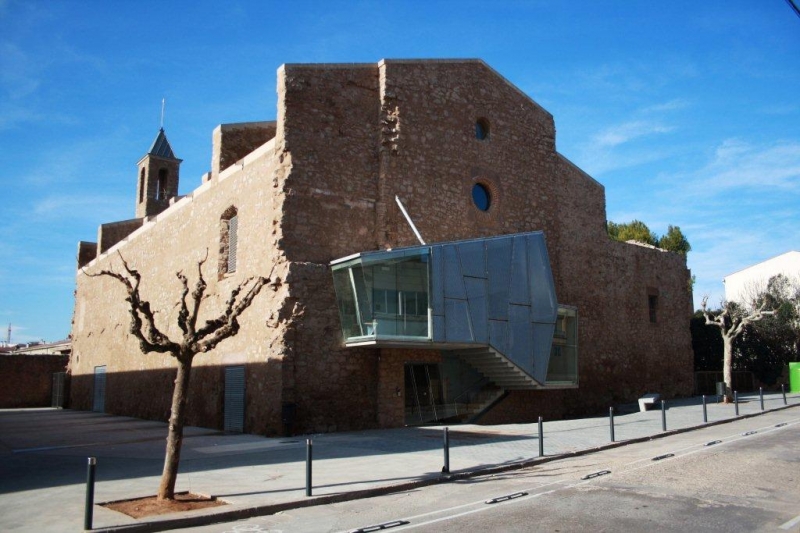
{"left": 476, "top": 118, "right": 490, "bottom": 140}
{"left": 156, "top": 168, "right": 169, "bottom": 201}
{"left": 219, "top": 206, "right": 239, "bottom": 278}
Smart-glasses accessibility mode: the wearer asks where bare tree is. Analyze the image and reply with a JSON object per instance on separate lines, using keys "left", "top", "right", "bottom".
{"left": 700, "top": 296, "right": 775, "bottom": 402}
{"left": 86, "top": 251, "right": 269, "bottom": 500}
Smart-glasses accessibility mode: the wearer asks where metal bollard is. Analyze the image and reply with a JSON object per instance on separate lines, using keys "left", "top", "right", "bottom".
{"left": 702, "top": 395, "right": 708, "bottom": 423}
{"left": 782, "top": 384, "right": 787, "bottom": 405}
{"left": 305, "top": 439, "right": 312, "bottom": 497}
{"left": 609, "top": 407, "right": 615, "bottom": 442}
{"left": 661, "top": 400, "right": 667, "bottom": 432}
{"left": 734, "top": 391, "right": 739, "bottom": 416}
{"left": 759, "top": 387, "right": 764, "bottom": 411}
{"left": 84, "top": 457, "right": 96, "bottom": 531}
{"left": 442, "top": 427, "right": 450, "bottom": 474}
{"left": 538, "top": 416, "right": 544, "bottom": 458}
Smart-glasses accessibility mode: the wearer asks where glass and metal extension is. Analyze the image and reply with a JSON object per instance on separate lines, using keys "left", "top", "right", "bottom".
{"left": 331, "top": 231, "right": 578, "bottom": 391}
{"left": 331, "top": 248, "right": 431, "bottom": 343}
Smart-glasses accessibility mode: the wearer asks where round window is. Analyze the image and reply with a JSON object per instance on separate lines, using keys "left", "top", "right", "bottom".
{"left": 472, "top": 183, "right": 491, "bottom": 211}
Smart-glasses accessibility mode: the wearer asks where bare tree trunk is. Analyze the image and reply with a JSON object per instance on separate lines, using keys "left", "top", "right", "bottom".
{"left": 158, "top": 358, "right": 193, "bottom": 500}
{"left": 722, "top": 335, "right": 734, "bottom": 403}
{"left": 89, "top": 254, "right": 269, "bottom": 500}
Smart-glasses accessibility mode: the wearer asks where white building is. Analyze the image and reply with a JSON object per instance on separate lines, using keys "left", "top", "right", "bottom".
{"left": 724, "top": 251, "right": 800, "bottom": 304}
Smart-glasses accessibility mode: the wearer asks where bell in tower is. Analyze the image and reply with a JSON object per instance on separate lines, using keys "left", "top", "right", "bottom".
{"left": 135, "top": 128, "right": 182, "bottom": 218}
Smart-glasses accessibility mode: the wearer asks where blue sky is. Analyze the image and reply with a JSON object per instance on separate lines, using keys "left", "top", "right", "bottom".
{"left": 1, "top": 1, "right": 798, "bottom": 344}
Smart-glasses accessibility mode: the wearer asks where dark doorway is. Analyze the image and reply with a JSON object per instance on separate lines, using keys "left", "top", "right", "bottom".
{"left": 51, "top": 372, "right": 66, "bottom": 408}
{"left": 404, "top": 363, "right": 446, "bottom": 425}
{"left": 92, "top": 366, "right": 106, "bottom": 413}
{"left": 224, "top": 365, "right": 245, "bottom": 432}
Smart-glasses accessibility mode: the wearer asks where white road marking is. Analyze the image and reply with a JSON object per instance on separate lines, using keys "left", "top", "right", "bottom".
{"left": 340, "top": 415, "right": 800, "bottom": 532}
{"left": 779, "top": 514, "right": 800, "bottom": 530}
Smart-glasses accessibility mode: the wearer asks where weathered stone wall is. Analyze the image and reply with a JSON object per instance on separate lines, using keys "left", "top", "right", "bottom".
{"left": 266, "top": 59, "right": 691, "bottom": 429}
{"left": 0, "top": 355, "right": 68, "bottom": 408}
{"left": 211, "top": 121, "right": 277, "bottom": 179}
{"left": 72, "top": 140, "right": 290, "bottom": 436}
{"left": 72, "top": 59, "right": 694, "bottom": 435}
{"left": 375, "top": 60, "right": 559, "bottom": 250}
{"left": 274, "top": 64, "right": 384, "bottom": 432}
{"left": 97, "top": 218, "right": 144, "bottom": 255}
{"left": 77, "top": 241, "right": 98, "bottom": 269}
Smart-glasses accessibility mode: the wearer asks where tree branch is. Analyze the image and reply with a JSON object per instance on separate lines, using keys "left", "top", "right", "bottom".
{"left": 187, "top": 250, "right": 209, "bottom": 339}
{"left": 195, "top": 276, "right": 268, "bottom": 353}
{"left": 85, "top": 251, "right": 179, "bottom": 355}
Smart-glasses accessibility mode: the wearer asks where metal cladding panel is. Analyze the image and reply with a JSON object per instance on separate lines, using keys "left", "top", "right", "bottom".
{"left": 464, "top": 277, "right": 488, "bottom": 343}
{"left": 432, "top": 314, "right": 446, "bottom": 342}
{"left": 532, "top": 322, "right": 556, "bottom": 383}
{"left": 487, "top": 238, "right": 513, "bottom": 321}
{"left": 509, "top": 236, "right": 531, "bottom": 305}
{"left": 443, "top": 245, "right": 467, "bottom": 299}
{"left": 445, "top": 298, "right": 474, "bottom": 343}
{"left": 224, "top": 365, "right": 245, "bottom": 433}
{"left": 431, "top": 245, "right": 445, "bottom": 316}
{"left": 508, "top": 304, "right": 533, "bottom": 370}
{"left": 527, "top": 234, "right": 558, "bottom": 323}
{"left": 458, "top": 241, "right": 487, "bottom": 279}
{"left": 489, "top": 319, "right": 509, "bottom": 355}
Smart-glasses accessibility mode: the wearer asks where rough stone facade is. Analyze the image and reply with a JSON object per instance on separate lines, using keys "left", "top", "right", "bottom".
{"left": 0, "top": 355, "right": 68, "bottom": 408}
{"left": 70, "top": 59, "right": 694, "bottom": 436}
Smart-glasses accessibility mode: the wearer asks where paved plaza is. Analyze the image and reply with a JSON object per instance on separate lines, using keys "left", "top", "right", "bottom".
{"left": 0, "top": 391, "right": 798, "bottom": 532}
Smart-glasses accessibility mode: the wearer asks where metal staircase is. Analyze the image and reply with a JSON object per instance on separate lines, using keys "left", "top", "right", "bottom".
{"left": 455, "top": 347, "right": 541, "bottom": 390}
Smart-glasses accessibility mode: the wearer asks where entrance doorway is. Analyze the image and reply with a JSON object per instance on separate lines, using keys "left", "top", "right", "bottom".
{"left": 404, "top": 363, "right": 445, "bottom": 425}
{"left": 92, "top": 366, "right": 106, "bottom": 413}
{"left": 224, "top": 365, "right": 245, "bottom": 433}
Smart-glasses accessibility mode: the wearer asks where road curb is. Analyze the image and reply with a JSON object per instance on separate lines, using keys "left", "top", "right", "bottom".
{"left": 93, "top": 401, "right": 800, "bottom": 533}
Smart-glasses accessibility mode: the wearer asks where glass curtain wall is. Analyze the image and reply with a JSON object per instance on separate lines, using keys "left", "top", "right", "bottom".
{"left": 332, "top": 250, "right": 431, "bottom": 343}
{"left": 546, "top": 306, "right": 578, "bottom": 385}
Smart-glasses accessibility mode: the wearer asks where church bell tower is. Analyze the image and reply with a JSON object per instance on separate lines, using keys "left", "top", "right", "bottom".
{"left": 135, "top": 128, "right": 182, "bottom": 218}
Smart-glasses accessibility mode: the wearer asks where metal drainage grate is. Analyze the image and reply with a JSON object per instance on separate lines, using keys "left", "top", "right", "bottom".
{"left": 742, "top": 431, "right": 758, "bottom": 436}
{"left": 704, "top": 440, "right": 722, "bottom": 446}
{"left": 581, "top": 470, "right": 611, "bottom": 480}
{"left": 775, "top": 423, "right": 787, "bottom": 428}
{"left": 485, "top": 491, "right": 528, "bottom": 504}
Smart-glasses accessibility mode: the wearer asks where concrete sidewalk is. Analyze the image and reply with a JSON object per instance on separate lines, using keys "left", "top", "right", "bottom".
{"left": 1, "top": 391, "right": 798, "bottom": 532}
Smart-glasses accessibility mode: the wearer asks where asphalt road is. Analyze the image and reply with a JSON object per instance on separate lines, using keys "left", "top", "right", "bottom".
{"left": 190, "top": 410, "right": 800, "bottom": 533}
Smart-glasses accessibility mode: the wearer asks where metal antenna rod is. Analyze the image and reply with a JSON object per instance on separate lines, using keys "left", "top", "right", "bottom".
{"left": 160, "top": 98, "right": 165, "bottom": 129}
{"left": 395, "top": 195, "right": 426, "bottom": 245}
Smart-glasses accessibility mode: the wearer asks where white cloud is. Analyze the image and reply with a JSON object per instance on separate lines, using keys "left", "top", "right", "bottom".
{"left": 593, "top": 120, "right": 675, "bottom": 149}
{"left": 687, "top": 139, "right": 800, "bottom": 193}
{"left": 641, "top": 99, "right": 691, "bottom": 114}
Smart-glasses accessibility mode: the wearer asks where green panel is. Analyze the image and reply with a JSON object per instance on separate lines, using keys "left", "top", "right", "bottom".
{"left": 790, "top": 362, "right": 800, "bottom": 393}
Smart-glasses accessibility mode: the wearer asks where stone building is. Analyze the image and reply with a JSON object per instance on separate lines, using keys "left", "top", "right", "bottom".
{"left": 70, "top": 59, "right": 694, "bottom": 435}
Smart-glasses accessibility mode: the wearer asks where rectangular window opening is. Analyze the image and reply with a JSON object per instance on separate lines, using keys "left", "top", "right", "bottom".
{"left": 648, "top": 294, "right": 658, "bottom": 323}
{"left": 228, "top": 215, "right": 238, "bottom": 273}
{"left": 546, "top": 306, "right": 578, "bottom": 386}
